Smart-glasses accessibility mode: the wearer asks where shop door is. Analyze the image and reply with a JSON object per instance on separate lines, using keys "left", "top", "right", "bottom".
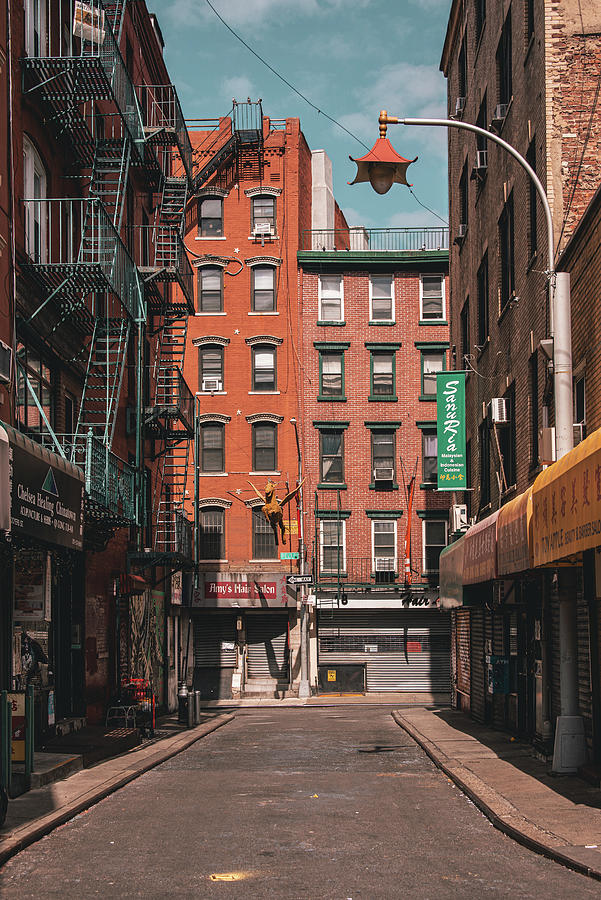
{"left": 193, "top": 614, "right": 237, "bottom": 699}
{"left": 246, "top": 614, "right": 289, "bottom": 681}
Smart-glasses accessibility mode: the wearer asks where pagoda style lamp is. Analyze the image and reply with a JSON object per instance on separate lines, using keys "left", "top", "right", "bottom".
{"left": 348, "top": 110, "right": 417, "bottom": 194}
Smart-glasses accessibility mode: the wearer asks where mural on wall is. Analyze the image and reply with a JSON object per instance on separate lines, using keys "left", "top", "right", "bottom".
{"left": 129, "top": 590, "right": 165, "bottom": 701}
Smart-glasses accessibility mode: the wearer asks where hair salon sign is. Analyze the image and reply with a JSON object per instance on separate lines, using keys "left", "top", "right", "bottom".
{"left": 436, "top": 372, "right": 467, "bottom": 491}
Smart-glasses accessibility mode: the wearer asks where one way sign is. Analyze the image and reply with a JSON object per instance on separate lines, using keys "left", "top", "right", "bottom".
{"left": 286, "top": 574, "right": 313, "bottom": 587}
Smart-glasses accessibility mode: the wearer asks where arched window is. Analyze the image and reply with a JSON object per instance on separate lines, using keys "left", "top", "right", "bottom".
{"left": 23, "top": 136, "right": 47, "bottom": 262}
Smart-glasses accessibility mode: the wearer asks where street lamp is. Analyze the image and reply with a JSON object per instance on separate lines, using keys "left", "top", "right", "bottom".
{"left": 350, "top": 111, "right": 578, "bottom": 773}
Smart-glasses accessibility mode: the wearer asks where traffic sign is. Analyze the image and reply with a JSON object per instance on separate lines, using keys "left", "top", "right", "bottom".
{"left": 280, "top": 552, "right": 299, "bottom": 560}
{"left": 286, "top": 574, "right": 313, "bottom": 586}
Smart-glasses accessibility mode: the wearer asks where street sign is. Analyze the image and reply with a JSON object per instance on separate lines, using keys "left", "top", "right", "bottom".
{"left": 286, "top": 574, "right": 313, "bottom": 586}
{"left": 280, "top": 552, "right": 299, "bottom": 560}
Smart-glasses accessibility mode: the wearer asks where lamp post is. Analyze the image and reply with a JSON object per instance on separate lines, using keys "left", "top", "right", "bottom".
{"left": 350, "top": 111, "right": 579, "bottom": 772}
{"left": 291, "top": 417, "right": 310, "bottom": 699}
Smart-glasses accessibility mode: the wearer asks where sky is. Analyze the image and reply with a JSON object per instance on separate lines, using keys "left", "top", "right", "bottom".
{"left": 151, "top": 0, "right": 452, "bottom": 230}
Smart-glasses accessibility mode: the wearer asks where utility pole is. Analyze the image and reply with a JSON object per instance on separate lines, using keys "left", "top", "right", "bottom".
{"left": 291, "top": 418, "right": 310, "bottom": 698}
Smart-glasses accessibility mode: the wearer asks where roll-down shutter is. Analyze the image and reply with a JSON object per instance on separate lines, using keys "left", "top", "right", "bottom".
{"left": 194, "top": 614, "right": 236, "bottom": 667}
{"left": 246, "top": 614, "right": 289, "bottom": 679}
{"left": 456, "top": 609, "right": 471, "bottom": 707}
{"left": 470, "top": 608, "right": 485, "bottom": 723}
{"left": 317, "top": 610, "right": 451, "bottom": 692}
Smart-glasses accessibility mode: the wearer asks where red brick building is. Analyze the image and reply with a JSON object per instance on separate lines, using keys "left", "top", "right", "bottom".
{"left": 298, "top": 177, "right": 452, "bottom": 694}
{"left": 181, "top": 109, "right": 311, "bottom": 699}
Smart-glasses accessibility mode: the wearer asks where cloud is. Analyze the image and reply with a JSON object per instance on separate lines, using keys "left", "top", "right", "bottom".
{"left": 387, "top": 207, "right": 448, "bottom": 229}
{"left": 222, "top": 75, "right": 257, "bottom": 102}
{"left": 163, "top": 0, "right": 366, "bottom": 30}
{"left": 340, "top": 206, "right": 377, "bottom": 228}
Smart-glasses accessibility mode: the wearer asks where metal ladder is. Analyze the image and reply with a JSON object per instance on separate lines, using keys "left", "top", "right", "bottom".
{"left": 158, "top": 177, "right": 188, "bottom": 234}
{"left": 102, "top": 0, "right": 128, "bottom": 45}
{"left": 154, "top": 442, "right": 191, "bottom": 554}
{"left": 89, "top": 137, "right": 131, "bottom": 232}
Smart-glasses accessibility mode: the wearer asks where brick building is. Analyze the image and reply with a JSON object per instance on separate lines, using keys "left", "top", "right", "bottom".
{"left": 297, "top": 152, "right": 452, "bottom": 695}
{"left": 439, "top": 1, "right": 601, "bottom": 750}
{"left": 180, "top": 109, "right": 311, "bottom": 700}
{"left": 0, "top": 0, "right": 194, "bottom": 749}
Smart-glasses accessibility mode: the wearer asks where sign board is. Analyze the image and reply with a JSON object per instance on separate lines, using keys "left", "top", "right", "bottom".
{"left": 8, "top": 692, "right": 25, "bottom": 763}
{"left": 327, "top": 670, "right": 337, "bottom": 682}
{"left": 436, "top": 372, "right": 467, "bottom": 490}
{"left": 364, "top": 644, "right": 378, "bottom": 653}
{"left": 14, "top": 550, "right": 50, "bottom": 620}
{"left": 284, "top": 519, "right": 298, "bottom": 535}
{"left": 286, "top": 574, "right": 312, "bottom": 586}
{"left": 171, "top": 571, "right": 183, "bottom": 606}
{"left": 280, "top": 552, "right": 299, "bottom": 560}
{"left": 192, "top": 573, "right": 294, "bottom": 608}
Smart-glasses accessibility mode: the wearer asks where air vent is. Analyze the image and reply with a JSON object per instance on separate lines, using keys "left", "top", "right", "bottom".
{"left": 202, "top": 378, "right": 222, "bottom": 392}
{"left": 373, "top": 466, "right": 394, "bottom": 482}
{"left": 490, "top": 397, "right": 509, "bottom": 424}
{"left": 0, "top": 339, "right": 12, "bottom": 384}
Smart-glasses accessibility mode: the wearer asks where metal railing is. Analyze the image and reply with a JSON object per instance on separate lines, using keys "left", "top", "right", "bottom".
{"left": 300, "top": 226, "right": 449, "bottom": 252}
{"left": 175, "top": 510, "right": 193, "bottom": 560}
{"left": 154, "top": 367, "right": 194, "bottom": 432}
{"left": 128, "top": 224, "right": 193, "bottom": 303}
{"left": 39, "top": 431, "right": 138, "bottom": 524}
{"left": 313, "top": 556, "right": 402, "bottom": 586}
{"left": 136, "top": 84, "right": 193, "bottom": 180}
{"left": 23, "top": 198, "right": 144, "bottom": 322}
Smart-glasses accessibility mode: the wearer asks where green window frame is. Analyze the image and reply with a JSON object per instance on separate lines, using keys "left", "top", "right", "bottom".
{"left": 314, "top": 421, "right": 349, "bottom": 489}
{"left": 315, "top": 341, "right": 349, "bottom": 401}
{"left": 415, "top": 342, "right": 449, "bottom": 401}
{"left": 366, "top": 342, "right": 400, "bottom": 402}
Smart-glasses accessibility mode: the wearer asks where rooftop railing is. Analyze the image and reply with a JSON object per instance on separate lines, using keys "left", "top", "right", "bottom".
{"left": 300, "top": 226, "right": 449, "bottom": 253}
{"left": 136, "top": 83, "right": 193, "bottom": 181}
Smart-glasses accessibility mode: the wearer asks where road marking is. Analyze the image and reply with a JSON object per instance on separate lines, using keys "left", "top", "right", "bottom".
{"left": 210, "top": 872, "right": 251, "bottom": 882}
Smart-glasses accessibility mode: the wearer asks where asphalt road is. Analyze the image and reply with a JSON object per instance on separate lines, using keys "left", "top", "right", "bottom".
{"left": 1, "top": 706, "right": 600, "bottom": 899}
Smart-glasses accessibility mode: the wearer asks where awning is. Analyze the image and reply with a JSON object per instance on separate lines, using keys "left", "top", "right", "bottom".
{"left": 0, "top": 425, "right": 9, "bottom": 531}
{"left": 0, "top": 422, "right": 84, "bottom": 551}
{"left": 497, "top": 486, "right": 533, "bottom": 576}
{"left": 533, "top": 426, "right": 601, "bottom": 567}
{"left": 439, "top": 535, "right": 465, "bottom": 608}
{"left": 463, "top": 509, "right": 500, "bottom": 585}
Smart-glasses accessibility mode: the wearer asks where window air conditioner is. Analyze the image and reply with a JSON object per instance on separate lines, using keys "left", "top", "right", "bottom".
{"left": 0, "top": 339, "right": 12, "bottom": 384}
{"left": 374, "top": 466, "right": 394, "bottom": 482}
{"left": 455, "top": 96, "right": 466, "bottom": 115}
{"left": 252, "top": 223, "right": 273, "bottom": 237}
{"left": 490, "top": 397, "right": 509, "bottom": 425}
{"left": 202, "top": 378, "right": 222, "bottom": 392}
{"left": 458, "top": 223, "right": 467, "bottom": 238}
{"left": 450, "top": 503, "right": 468, "bottom": 533}
{"left": 573, "top": 422, "right": 586, "bottom": 445}
{"left": 475, "top": 150, "right": 488, "bottom": 170}
{"left": 374, "top": 556, "right": 395, "bottom": 572}
{"left": 491, "top": 104, "right": 508, "bottom": 129}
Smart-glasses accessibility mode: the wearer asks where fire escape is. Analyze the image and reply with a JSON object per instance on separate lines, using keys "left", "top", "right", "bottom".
{"left": 191, "top": 100, "right": 264, "bottom": 191}
{"left": 18, "top": 0, "right": 193, "bottom": 557}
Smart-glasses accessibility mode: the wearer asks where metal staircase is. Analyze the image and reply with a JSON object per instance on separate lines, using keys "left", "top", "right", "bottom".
{"left": 89, "top": 138, "right": 131, "bottom": 232}
{"left": 159, "top": 177, "right": 188, "bottom": 231}
{"left": 102, "top": 0, "right": 128, "bottom": 44}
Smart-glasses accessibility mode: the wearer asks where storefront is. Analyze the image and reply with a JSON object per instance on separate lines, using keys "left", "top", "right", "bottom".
{"left": 316, "top": 593, "right": 451, "bottom": 695}
{"left": 189, "top": 573, "right": 296, "bottom": 699}
{"left": 439, "top": 536, "right": 469, "bottom": 711}
{"left": 0, "top": 423, "right": 85, "bottom": 739}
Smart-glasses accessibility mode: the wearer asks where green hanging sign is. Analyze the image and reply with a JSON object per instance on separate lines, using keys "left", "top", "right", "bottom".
{"left": 436, "top": 372, "right": 467, "bottom": 491}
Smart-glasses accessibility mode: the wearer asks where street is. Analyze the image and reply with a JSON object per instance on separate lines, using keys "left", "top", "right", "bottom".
{"left": 0, "top": 707, "right": 599, "bottom": 899}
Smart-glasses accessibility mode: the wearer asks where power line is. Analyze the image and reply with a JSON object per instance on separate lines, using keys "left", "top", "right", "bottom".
{"left": 408, "top": 187, "right": 448, "bottom": 226}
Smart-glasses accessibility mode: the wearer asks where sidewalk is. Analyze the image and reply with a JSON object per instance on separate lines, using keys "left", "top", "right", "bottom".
{"left": 393, "top": 706, "right": 601, "bottom": 881}
{"left": 0, "top": 713, "right": 233, "bottom": 867}
{"left": 199, "top": 691, "right": 450, "bottom": 708}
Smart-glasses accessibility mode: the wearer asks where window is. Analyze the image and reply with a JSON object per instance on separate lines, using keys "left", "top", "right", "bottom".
{"left": 370, "top": 275, "right": 394, "bottom": 321}
{"left": 199, "top": 507, "right": 224, "bottom": 559}
{"left": 253, "top": 508, "right": 277, "bottom": 559}
{"left": 458, "top": 34, "right": 467, "bottom": 100}
{"left": 529, "top": 353, "right": 539, "bottom": 467}
{"left": 499, "top": 193, "right": 515, "bottom": 312}
{"left": 525, "top": 0, "right": 534, "bottom": 45}
{"left": 371, "top": 352, "right": 395, "bottom": 397}
{"left": 320, "top": 520, "right": 346, "bottom": 573}
{"left": 64, "top": 391, "right": 76, "bottom": 435}
{"left": 422, "top": 430, "right": 438, "bottom": 484}
{"left": 319, "top": 275, "right": 343, "bottom": 322}
{"left": 198, "top": 267, "right": 223, "bottom": 312}
{"left": 479, "top": 418, "right": 490, "bottom": 507}
{"left": 497, "top": 10, "right": 512, "bottom": 107}
{"left": 465, "top": 440, "right": 472, "bottom": 519}
{"left": 423, "top": 520, "right": 447, "bottom": 574}
{"left": 251, "top": 196, "right": 276, "bottom": 234}
{"left": 16, "top": 343, "right": 53, "bottom": 434}
{"left": 252, "top": 345, "right": 276, "bottom": 391}
{"left": 420, "top": 274, "right": 445, "bottom": 321}
{"left": 421, "top": 351, "right": 445, "bottom": 398}
{"left": 252, "top": 423, "right": 277, "bottom": 472}
{"left": 252, "top": 266, "right": 276, "bottom": 312}
{"left": 460, "top": 299, "right": 470, "bottom": 368}
{"left": 459, "top": 162, "right": 468, "bottom": 235}
{"left": 199, "top": 345, "right": 224, "bottom": 390}
{"left": 371, "top": 431, "right": 395, "bottom": 483}
{"left": 198, "top": 197, "right": 223, "bottom": 237}
{"left": 23, "top": 137, "right": 47, "bottom": 263}
{"left": 475, "top": 0, "right": 485, "bottom": 44}
{"left": 476, "top": 94, "right": 487, "bottom": 155}
{"left": 373, "top": 520, "right": 396, "bottom": 570}
{"left": 497, "top": 385, "right": 516, "bottom": 491}
{"left": 320, "top": 352, "right": 344, "bottom": 398}
{"left": 477, "top": 253, "right": 489, "bottom": 346}
{"left": 527, "top": 140, "right": 537, "bottom": 259}
{"left": 574, "top": 373, "right": 586, "bottom": 429}
{"left": 201, "top": 423, "right": 224, "bottom": 473}
{"left": 24, "top": 0, "right": 47, "bottom": 57}
{"left": 320, "top": 431, "right": 344, "bottom": 484}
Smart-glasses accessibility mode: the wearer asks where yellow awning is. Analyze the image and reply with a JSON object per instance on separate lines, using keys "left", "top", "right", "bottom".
{"left": 439, "top": 535, "right": 465, "bottom": 608}
{"left": 533, "top": 426, "right": 601, "bottom": 566}
{"left": 463, "top": 509, "right": 500, "bottom": 585}
{"left": 497, "top": 486, "right": 533, "bottom": 576}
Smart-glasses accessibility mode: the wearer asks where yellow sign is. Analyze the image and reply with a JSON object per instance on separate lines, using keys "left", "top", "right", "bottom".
{"left": 8, "top": 692, "right": 25, "bottom": 763}
{"left": 327, "top": 670, "right": 337, "bottom": 682}
{"left": 284, "top": 519, "right": 298, "bottom": 535}
{"left": 533, "top": 427, "right": 601, "bottom": 566}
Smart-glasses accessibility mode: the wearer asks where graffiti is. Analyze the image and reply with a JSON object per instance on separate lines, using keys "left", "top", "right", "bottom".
{"left": 128, "top": 590, "right": 165, "bottom": 700}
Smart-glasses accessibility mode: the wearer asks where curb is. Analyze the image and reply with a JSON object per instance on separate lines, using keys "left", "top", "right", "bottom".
{"left": 391, "top": 710, "right": 601, "bottom": 882}
{"left": 0, "top": 714, "right": 234, "bottom": 868}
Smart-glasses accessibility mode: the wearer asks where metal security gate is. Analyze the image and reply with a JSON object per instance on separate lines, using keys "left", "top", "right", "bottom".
{"left": 246, "top": 614, "right": 289, "bottom": 680}
{"left": 455, "top": 609, "right": 471, "bottom": 711}
{"left": 470, "top": 607, "right": 485, "bottom": 723}
{"left": 317, "top": 610, "right": 451, "bottom": 692}
{"left": 193, "top": 614, "right": 237, "bottom": 667}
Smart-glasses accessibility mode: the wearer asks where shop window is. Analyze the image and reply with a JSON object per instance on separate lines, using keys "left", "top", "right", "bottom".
{"left": 201, "top": 423, "right": 225, "bottom": 473}
{"left": 199, "top": 507, "right": 224, "bottom": 559}
{"left": 252, "top": 346, "right": 276, "bottom": 391}
{"left": 252, "top": 508, "right": 278, "bottom": 559}
{"left": 320, "top": 520, "right": 346, "bottom": 573}
{"left": 199, "top": 346, "right": 224, "bottom": 391}
{"left": 370, "top": 352, "right": 395, "bottom": 398}
{"left": 319, "top": 275, "right": 344, "bottom": 322}
{"left": 252, "top": 266, "right": 276, "bottom": 312}
{"left": 198, "top": 197, "right": 223, "bottom": 237}
{"left": 420, "top": 274, "right": 445, "bottom": 321}
{"left": 16, "top": 343, "right": 54, "bottom": 435}
{"left": 198, "top": 267, "right": 223, "bottom": 313}
{"left": 252, "top": 422, "right": 277, "bottom": 472}
{"left": 319, "top": 430, "right": 344, "bottom": 485}
{"left": 422, "top": 430, "right": 438, "bottom": 485}
{"left": 319, "top": 352, "right": 344, "bottom": 399}
{"left": 370, "top": 275, "right": 394, "bottom": 322}
{"left": 423, "top": 520, "right": 447, "bottom": 574}
{"left": 251, "top": 196, "right": 276, "bottom": 235}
